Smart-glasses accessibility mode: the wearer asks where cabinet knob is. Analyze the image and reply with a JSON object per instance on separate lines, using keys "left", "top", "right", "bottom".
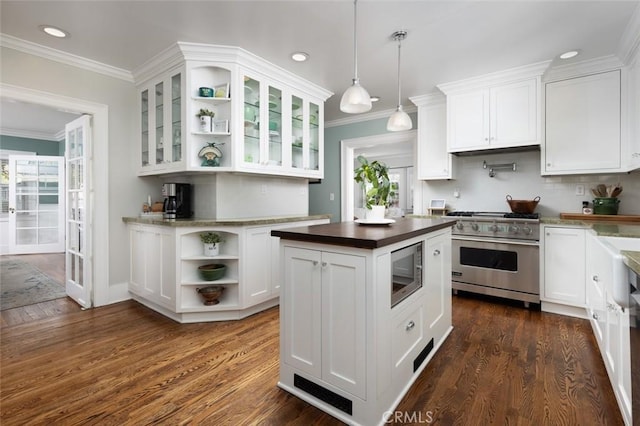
{"left": 433, "top": 249, "right": 441, "bottom": 256}
{"left": 321, "top": 261, "right": 327, "bottom": 267}
{"left": 484, "top": 138, "right": 489, "bottom": 141}
{"left": 592, "top": 313, "right": 599, "bottom": 320}
{"left": 405, "top": 320, "right": 415, "bottom": 331}
{"left": 592, "top": 275, "right": 599, "bottom": 282}
{"left": 312, "top": 260, "right": 318, "bottom": 266}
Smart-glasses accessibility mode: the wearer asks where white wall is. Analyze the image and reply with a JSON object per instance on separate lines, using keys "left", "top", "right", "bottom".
{"left": 1, "top": 47, "right": 153, "bottom": 305}
{"left": 415, "top": 149, "right": 640, "bottom": 217}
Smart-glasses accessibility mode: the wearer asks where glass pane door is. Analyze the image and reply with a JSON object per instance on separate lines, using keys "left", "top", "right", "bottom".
{"left": 268, "top": 86, "right": 282, "bottom": 166}
{"left": 309, "top": 101, "right": 320, "bottom": 171}
{"left": 155, "top": 81, "right": 164, "bottom": 164}
{"left": 141, "top": 89, "right": 149, "bottom": 166}
{"left": 171, "top": 73, "right": 182, "bottom": 163}
{"left": 243, "top": 76, "right": 260, "bottom": 164}
{"left": 291, "top": 95, "right": 303, "bottom": 169}
{"left": 8, "top": 156, "right": 65, "bottom": 254}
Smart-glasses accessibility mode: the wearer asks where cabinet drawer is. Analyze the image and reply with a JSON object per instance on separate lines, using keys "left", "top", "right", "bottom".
{"left": 392, "top": 297, "right": 426, "bottom": 369}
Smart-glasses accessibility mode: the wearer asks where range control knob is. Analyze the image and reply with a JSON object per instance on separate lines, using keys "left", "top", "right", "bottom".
{"left": 522, "top": 225, "right": 532, "bottom": 235}
{"left": 489, "top": 223, "right": 499, "bottom": 232}
{"left": 456, "top": 221, "right": 464, "bottom": 230}
{"left": 508, "top": 224, "right": 519, "bottom": 233}
{"left": 471, "top": 222, "right": 479, "bottom": 231}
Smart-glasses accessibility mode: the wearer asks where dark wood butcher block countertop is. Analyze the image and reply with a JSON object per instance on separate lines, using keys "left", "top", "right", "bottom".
{"left": 271, "top": 217, "right": 456, "bottom": 249}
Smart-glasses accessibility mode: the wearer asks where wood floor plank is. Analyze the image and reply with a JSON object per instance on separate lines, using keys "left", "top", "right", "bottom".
{"left": 0, "top": 294, "right": 623, "bottom": 425}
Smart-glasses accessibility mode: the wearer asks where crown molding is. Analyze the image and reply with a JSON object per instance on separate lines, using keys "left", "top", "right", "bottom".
{"left": 437, "top": 60, "right": 552, "bottom": 94}
{"left": 1, "top": 127, "right": 62, "bottom": 141}
{"left": 618, "top": 3, "right": 640, "bottom": 65}
{"left": 325, "top": 104, "right": 417, "bottom": 128}
{"left": 543, "top": 55, "right": 624, "bottom": 82}
{"left": 0, "top": 33, "right": 134, "bottom": 82}
{"left": 409, "top": 91, "right": 445, "bottom": 107}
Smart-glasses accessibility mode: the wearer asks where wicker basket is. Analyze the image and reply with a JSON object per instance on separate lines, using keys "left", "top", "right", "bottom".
{"left": 506, "top": 195, "right": 540, "bottom": 214}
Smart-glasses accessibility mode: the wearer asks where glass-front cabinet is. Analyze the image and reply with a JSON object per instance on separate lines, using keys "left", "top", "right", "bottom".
{"left": 136, "top": 43, "right": 330, "bottom": 178}
{"left": 138, "top": 68, "right": 184, "bottom": 174}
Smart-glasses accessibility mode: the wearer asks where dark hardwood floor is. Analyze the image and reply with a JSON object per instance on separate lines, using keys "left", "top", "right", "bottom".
{"left": 0, "top": 294, "right": 623, "bottom": 425}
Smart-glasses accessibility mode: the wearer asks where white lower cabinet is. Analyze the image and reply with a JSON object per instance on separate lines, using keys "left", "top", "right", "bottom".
{"left": 279, "top": 227, "right": 452, "bottom": 425}
{"left": 585, "top": 232, "right": 633, "bottom": 425}
{"left": 282, "top": 247, "right": 367, "bottom": 398}
{"left": 541, "top": 225, "right": 586, "bottom": 311}
{"left": 129, "top": 224, "right": 176, "bottom": 310}
{"left": 127, "top": 218, "right": 328, "bottom": 322}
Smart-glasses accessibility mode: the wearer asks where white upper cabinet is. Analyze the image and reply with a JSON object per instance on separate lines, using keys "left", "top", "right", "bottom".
{"left": 410, "top": 92, "right": 455, "bottom": 180}
{"left": 134, "top": 43, "right": 331, "bottom": 178}
{"left": 543, "top": 69, "right": 623, "bottom": 174}
{"left": 437, "top": 61, "right": 549, "bottom": 154}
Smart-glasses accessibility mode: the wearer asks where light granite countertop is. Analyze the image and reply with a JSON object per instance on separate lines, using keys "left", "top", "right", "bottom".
{"left": 122, "top": 214, "right": 331, "bottom": 227}
{"left": 540, "top": 217, "right": 640, "bottom": 239}
{"left": 622, "top": 250, "right": 640, "bottom": 275}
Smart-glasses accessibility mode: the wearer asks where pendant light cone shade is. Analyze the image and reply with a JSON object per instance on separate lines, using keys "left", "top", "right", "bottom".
{"left": 387, "top": 30, "right": 412, "bottom": 131}
{"left": 387, "top": 105, "right": 412, "bottom": 131}
{"left": 340, "top": 0, "right": 372, "bottom": 114}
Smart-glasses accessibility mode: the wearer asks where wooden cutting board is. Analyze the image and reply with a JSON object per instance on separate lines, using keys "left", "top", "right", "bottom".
{"left": 560, "top": 213, "right": 640, "bottom": 222}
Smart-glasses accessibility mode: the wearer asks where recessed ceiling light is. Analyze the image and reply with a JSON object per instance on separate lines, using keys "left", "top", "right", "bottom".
{"left": 291, "top": 52, "right": 309, "bottom": 62}
{"left": 559, "top": 50, "right": 579, "bottom": 59}
{"left": 370, "top": 96, "right": 380, "bottom": 102}
{"left": 39, "top": 25, "right": 69, "bottom": 38}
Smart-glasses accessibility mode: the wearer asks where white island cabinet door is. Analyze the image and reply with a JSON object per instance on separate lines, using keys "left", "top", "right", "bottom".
{"left": 282, "top": 247, "right": 322, "bottom": 378}
{"left": 321, "top": 251, "right": 366, "bottom": 399}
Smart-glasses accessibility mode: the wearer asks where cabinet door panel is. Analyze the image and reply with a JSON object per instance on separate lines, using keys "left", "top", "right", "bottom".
{"left": 543, "top": 227, "right": 585, "bottom": 305}
{"left": 417, "top": 102, "right": 452, "bottom": 180}
{"left": 424, "top": 232, "right": 451, "bottom": 339}
{"left": 491, "top": 79, "right": 537, "bottom": 146}
{"left": 321, "top": 251, "right": 366, "bottom": 399}
{"left": 244, "top": 226, "right": 273, "bottom": 305}
{"left": 545, "top": 70, "right": 621, "bottom": 172}
{"left": 448, "top": 90, "right": 488, "bottom": 151}
{"left": 283, "top": 247, "right": 322, "bottom": 377}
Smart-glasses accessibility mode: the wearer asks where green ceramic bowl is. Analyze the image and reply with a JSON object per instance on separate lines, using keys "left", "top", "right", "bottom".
{"left": 198, "top": 263, "right": 227, "bottom": 281}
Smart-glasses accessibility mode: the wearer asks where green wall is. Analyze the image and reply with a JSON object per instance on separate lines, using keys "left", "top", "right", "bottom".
{"left": 0, "top": 135, "right": 63, "bottom": 156}
{"left": 309, "top": 111, "right": 418, "bottom": 222}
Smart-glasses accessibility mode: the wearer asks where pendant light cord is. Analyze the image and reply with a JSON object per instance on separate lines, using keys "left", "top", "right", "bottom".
{"left": 353, "top": 0, "right": 359, "bottom": 81}
{"left": 396, "top": 35, "right": 402, "bottom": 107}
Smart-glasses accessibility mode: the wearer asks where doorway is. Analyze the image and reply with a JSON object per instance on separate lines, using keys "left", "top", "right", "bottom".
{"left": 1, "top": 83, "right": 110, "bottom": 308}
{"left": 340, "top": 130, "right": 416, "bottom": 222}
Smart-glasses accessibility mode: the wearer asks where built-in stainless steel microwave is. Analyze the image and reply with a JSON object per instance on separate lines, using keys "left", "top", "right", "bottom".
{"left": 391, "top": 241, "right": 423, "bottom": 308}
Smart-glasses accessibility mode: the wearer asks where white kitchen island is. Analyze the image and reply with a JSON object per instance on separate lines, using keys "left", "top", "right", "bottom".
{"left": 272, "top": 217, "right": 455, "bottom": 426}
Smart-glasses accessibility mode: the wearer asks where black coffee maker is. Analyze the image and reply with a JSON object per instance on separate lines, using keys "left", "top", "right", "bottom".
{"left": 162, "top": 183, "right": 193, "bottom": 219}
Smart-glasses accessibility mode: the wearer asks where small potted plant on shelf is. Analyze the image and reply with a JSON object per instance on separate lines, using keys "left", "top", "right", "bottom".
{"left": 353, "top": 155, "right": 394, "bottom": 221}
{"left": 196, "top": 108, "right": 215, "bottom": 133}
{"left": 200, "top": 232, "right": 224, "bottom": 256}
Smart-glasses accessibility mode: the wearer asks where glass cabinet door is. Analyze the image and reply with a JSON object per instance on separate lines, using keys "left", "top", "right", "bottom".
{"left": 155, "top": 81, "right": 164, "bottom": 164}
{"left": 267, "top": 85, "right": 282, "bottom": 166}
{"left": 141, "top": 89, "right": 149, "bottom": 166}
{"left": 243, "top": 76, "right": 260, "bottom": 165}
{"left": 309, "top": 101, "right": 320, "bottom": 172}
{"left": 291, "top": 95, "right": 303, "bottom": 169}
{"left": 171, "top": 73, "right": 182, "bottom": 163}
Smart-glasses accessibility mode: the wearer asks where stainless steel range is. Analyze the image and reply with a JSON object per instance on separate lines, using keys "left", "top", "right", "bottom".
{"left": 447, "top": 211, "right": 540, "bottom": 306}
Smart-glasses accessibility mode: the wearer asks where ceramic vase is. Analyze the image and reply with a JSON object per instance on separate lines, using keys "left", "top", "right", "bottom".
{"left": 366, "top": 205, "right": 386, "bottom": 221}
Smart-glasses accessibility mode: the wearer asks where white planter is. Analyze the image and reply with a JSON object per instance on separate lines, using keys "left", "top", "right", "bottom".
{"left": 365, "top": 205, "right": 386, "bottom": 221}
{"left": 203, "top": 242, "right": 220, "bottom": 257}
{"left": 199, "top": 116, "right": 212, "bottom": 133}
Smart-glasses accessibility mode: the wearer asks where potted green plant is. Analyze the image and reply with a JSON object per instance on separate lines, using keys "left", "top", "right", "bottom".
{"left": 353, "top": 155, "right": 394, "bottom": 221}
{"left": 200, "top": 232, "right": 224, "bottom": 256}
{"left": 196, "top": 108, "right": 215, "bottom": 133}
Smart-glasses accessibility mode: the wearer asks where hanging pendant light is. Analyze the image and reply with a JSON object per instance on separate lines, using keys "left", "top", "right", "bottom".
{"left": 340, "top": 0, "right": 372, "bottom": 114}
{"left": 387, "top": 30, "right": 412, "bottom": 131}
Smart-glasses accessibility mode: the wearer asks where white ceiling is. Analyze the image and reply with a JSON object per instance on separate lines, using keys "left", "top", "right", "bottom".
{"left": 0, "top": 0, "right": 638, "bottom": 129}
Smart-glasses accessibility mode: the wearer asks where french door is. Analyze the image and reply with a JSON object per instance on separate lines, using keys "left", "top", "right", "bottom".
{"left": 65, "top": 115, "right": 92, "bottom": 308}
{"left": 8, "top": 155, "right": 65, "bottom": 254}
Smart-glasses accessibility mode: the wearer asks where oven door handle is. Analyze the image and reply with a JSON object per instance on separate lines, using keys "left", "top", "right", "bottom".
{"left": 452, "top": 235, "right": 540, "bottom": 247}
